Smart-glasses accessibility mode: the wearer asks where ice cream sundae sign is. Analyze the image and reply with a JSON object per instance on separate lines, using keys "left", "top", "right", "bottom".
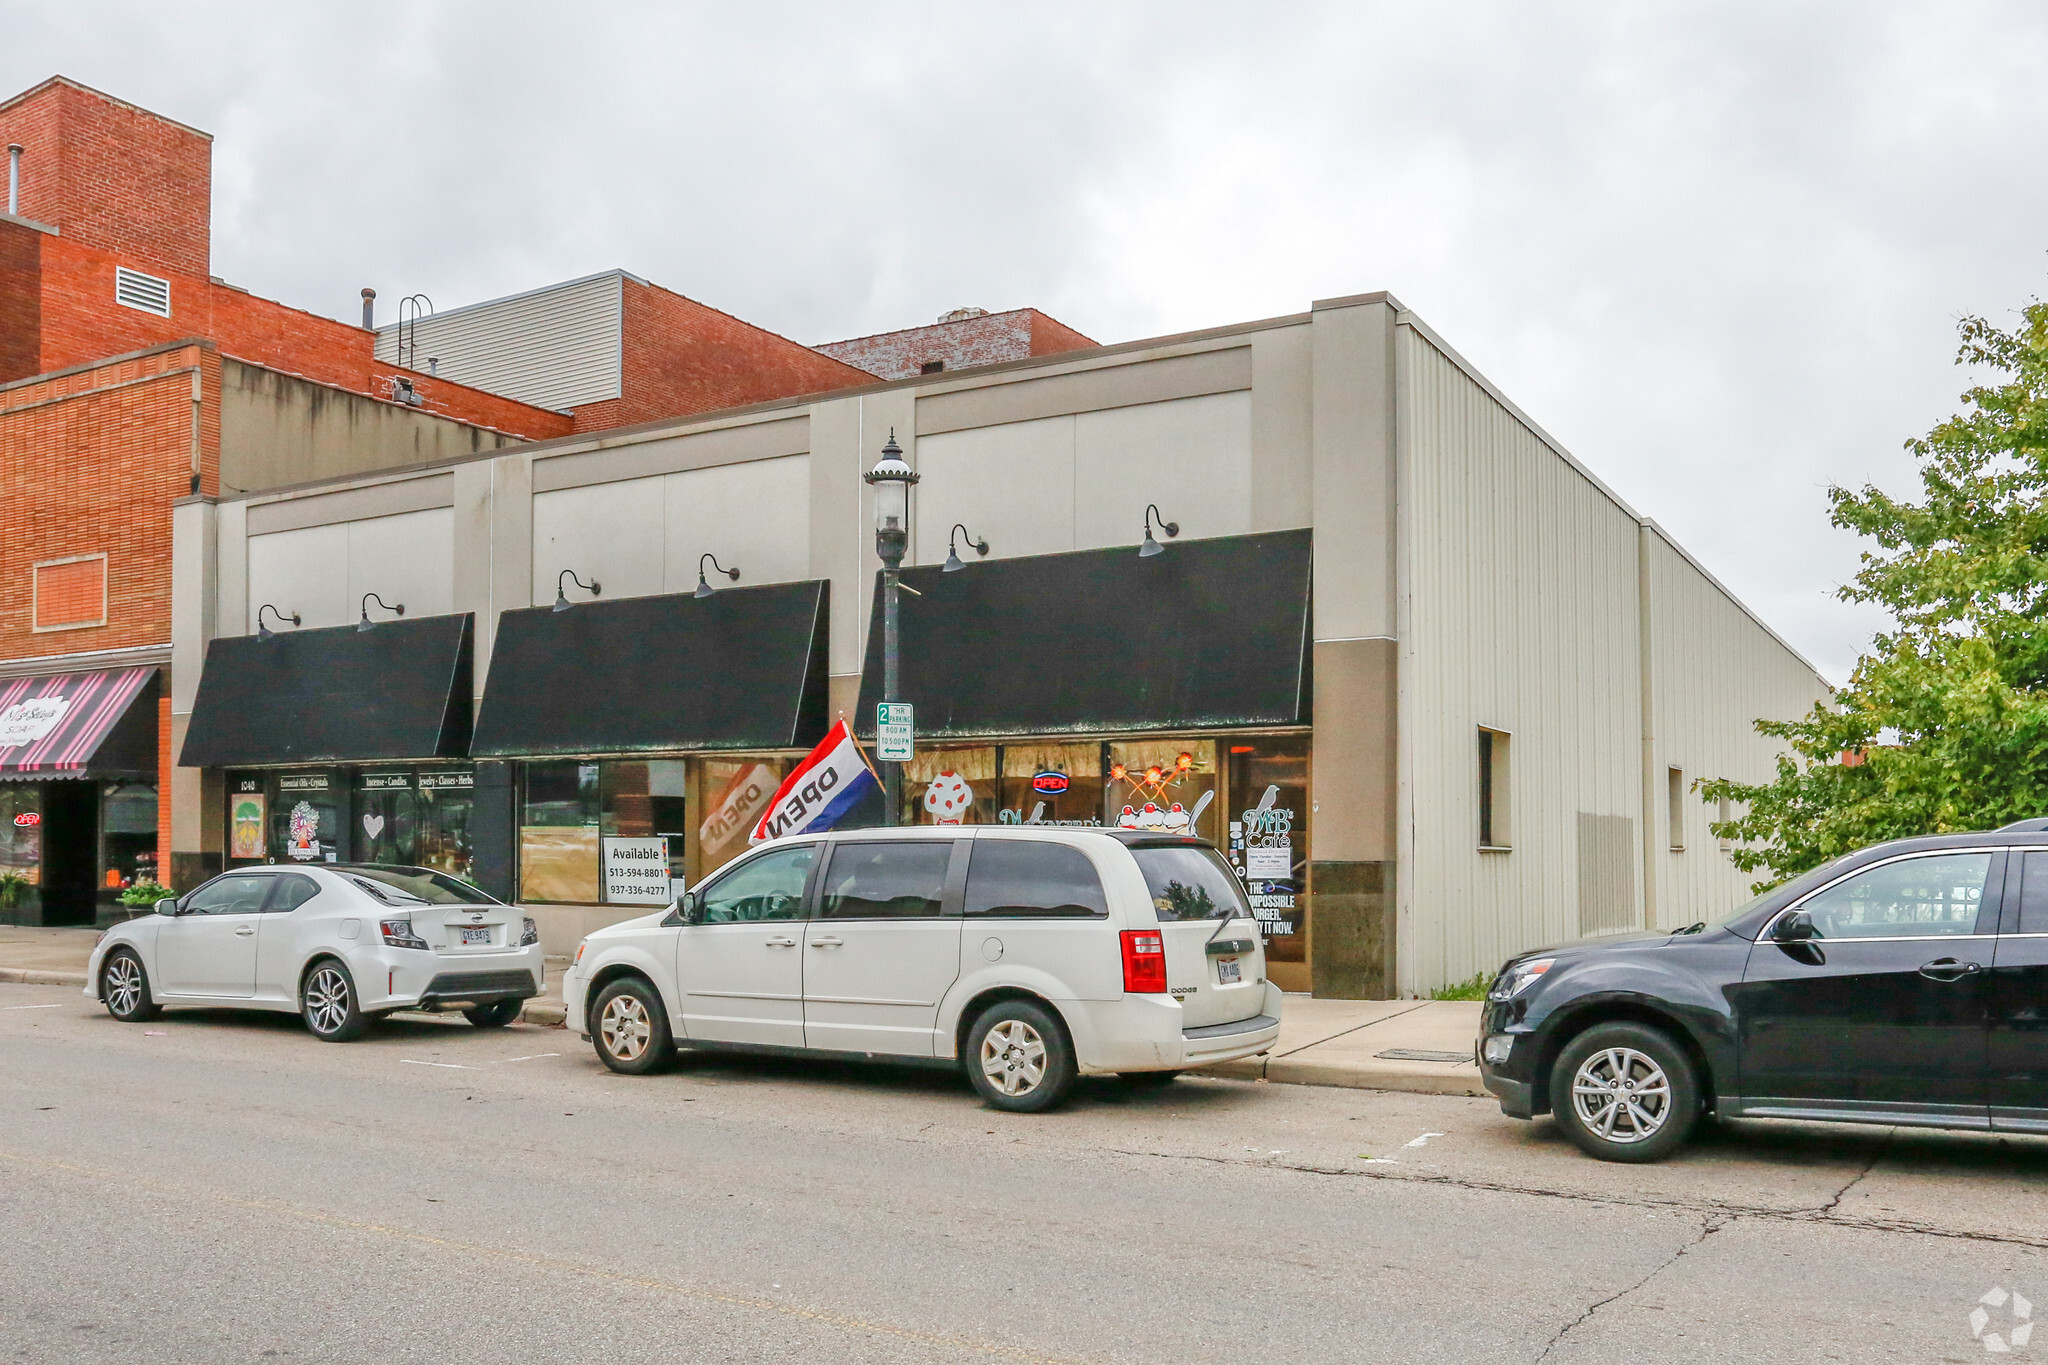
{"left": 0, "top": 695, "right": 71, "bottom": 749}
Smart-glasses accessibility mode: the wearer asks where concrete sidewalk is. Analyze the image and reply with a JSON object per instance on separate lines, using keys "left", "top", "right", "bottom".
{"left": 0, "top": 924, "right": 1485, "bottom": 1096}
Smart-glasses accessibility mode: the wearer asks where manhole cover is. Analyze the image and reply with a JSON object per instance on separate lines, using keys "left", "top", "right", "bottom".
{"left": 1375, "top": 1048, "right": 1470, "bottom": 1063}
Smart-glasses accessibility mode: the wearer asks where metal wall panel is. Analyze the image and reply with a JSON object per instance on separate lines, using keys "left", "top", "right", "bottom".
{"left": 1643, "top": 529, "right": 1832, "bottom": 925}
{"left": 1396, "top": 328, "right": 1645, "bottom": 991}
{"left": 374, "top": 272, "right": 624, "bottom": 411}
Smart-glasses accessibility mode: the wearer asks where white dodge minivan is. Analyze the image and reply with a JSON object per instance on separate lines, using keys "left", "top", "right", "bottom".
{"left": 563, "top": 827, "right": 1283, "bottom": 1110}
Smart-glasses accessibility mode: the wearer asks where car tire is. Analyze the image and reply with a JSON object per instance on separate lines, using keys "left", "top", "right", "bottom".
{"left": 591, "top": 977, "right": 671, "bottom": 1075}
{"left": 966, "top": 999, "right": 1077, "bottom": 1113}
{"left": 101, "top": 949, "right": 159, "bottom": 1023}
{"left": 1550, "top": 1021, "right": 1701, "bottom": 1163}
{"left": 464, "top": 999, "right": 523, "bottom": 1029}
{"left": 1118, "top": 1070, "right": 1181, "bottom": 1089}
{"left": 302, "top": 959, "right": 372, "bottom": 1043}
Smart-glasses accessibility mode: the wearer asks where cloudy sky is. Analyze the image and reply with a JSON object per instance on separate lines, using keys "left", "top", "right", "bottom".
{"left": 8, "top": 3, "right": 2045, "bottom": 681}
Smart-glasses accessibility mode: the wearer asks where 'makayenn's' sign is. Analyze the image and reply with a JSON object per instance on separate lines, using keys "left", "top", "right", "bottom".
{"left": 0, "top": 696, "right": 72, "bottom": 749}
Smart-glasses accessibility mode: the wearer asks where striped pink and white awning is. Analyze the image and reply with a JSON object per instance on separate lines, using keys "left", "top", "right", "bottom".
{"left": 0, "top": 667, "right": 156, "bottom": 775}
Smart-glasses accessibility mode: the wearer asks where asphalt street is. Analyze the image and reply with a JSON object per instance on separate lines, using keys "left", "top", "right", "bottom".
{"left": 4, "top": 979, "right": 2046, "bottom": 1364}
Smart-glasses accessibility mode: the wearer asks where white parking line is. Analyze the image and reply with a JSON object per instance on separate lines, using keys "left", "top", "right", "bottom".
{"left": 401, "top": 1059, "right": 479, "bottom": 1070}
{"left": 491, "top": 1053, "right": 559, "bottom": 1064}
{"left": 1, "top": 1004, "right": 64, "bottom": 1011}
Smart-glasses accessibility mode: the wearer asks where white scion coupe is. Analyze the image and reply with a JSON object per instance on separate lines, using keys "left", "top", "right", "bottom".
{"left": 85, "top": 864, "right": 544, "bottom": 1042}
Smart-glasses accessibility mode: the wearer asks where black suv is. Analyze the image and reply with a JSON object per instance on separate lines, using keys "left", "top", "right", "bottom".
{"left": 1476, "top": 826, "right": 2048, "bottom": 1162}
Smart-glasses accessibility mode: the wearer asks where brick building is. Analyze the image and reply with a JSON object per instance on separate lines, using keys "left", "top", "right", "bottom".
{"left": 0, "top": 75, "right": 875, "bottom": 923}
{"left": 817, "top": 306, "right": 1096, "bottom": 380}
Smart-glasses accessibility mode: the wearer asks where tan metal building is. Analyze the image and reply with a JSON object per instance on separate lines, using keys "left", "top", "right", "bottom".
{"left": 167, "top": 290, "right": 1830, "bottom": 997}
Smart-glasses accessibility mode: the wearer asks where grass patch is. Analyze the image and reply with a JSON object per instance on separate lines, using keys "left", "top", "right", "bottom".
{"left": 1429, "top": 971, "right": 1491, "bottom": 1002}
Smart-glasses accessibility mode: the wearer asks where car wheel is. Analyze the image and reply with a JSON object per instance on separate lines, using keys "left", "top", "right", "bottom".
{"left": 101, "top": 949, "right": 159, "bottom": 1023}
{"left": 966, "top": 1000, "right": 1077, "bottom": 1113}
{"left": 1118, "top": 1070, "right": 1181, "bottom": 1089}
{"left": 302, "top": 959, "right": 371, "bottom": 1042}
{"left": 1550, "top": 1021, "right": 1700, "bottom": 1163}
{"left": 591, "top": 978, "right": 671, "bottom": 1075}
{"left": 463, "top": 999, "right": 523, "bottom": 1029}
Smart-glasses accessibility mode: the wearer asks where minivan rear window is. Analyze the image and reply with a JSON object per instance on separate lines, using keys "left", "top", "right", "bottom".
{"left": 964, "top": 841, "right": 1107, "bottom": 918}
{"left": 1132, "top": 845, "right": 1250, "bottom": 922}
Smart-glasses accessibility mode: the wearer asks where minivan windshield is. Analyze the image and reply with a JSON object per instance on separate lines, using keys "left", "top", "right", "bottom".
{"left": 1132, "top": 845, "right": 1252, "bottom": 922}
{"left": 342, "top": 866, "right": 500, "bottom": 907}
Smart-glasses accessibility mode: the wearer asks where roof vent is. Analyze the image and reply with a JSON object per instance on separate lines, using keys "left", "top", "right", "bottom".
{"left": 937, "top": 307, "right": 987, "bottom": 324}
{"left": 389, "top": 376, "right": 425, "bottom": 407}
{"left": 114, "top": 266, "right": 171, "bottom": 318}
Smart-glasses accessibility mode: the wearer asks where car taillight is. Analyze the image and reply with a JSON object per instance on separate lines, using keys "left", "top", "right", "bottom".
{"left": 1121, "top": 930, "right": 1167, "bottom": 993}
{"left": 519, "top": 917, "right": 539, "bottom": 947}
{"left": 380, "top": 919, "right": 428, "bottom": 950}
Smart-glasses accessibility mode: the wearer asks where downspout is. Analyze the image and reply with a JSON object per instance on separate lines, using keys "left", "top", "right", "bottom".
{"left": 1638, "top": 521, "right": 1658, "bottom": 929}
{"left": 6, "top": 145, "right": 20, "bottom": 216}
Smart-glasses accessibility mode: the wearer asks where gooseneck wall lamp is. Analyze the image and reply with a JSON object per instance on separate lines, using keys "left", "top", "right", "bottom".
{"left": 357, "top": 592, "right": 405, "bottom": 632}
{"left": 255, "top": 604, "right": 300, "bottom": 642}
{"left": 942, "top": 523, "right": 990, "bottom": 573}
{"left": 553, "top": 569, "right": 602, "bottom": 612}
{"left": 1139, "top": 504, "right": 1180, "bottom": 558}
{"left": 695, "top": 553, "right": 741, "bottom": 599}
{"left": 864, "top": 430, "right": 922, "bottom": 825}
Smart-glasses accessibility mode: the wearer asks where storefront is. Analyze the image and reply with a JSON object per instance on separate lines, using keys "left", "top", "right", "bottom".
{"left": 470, "top": 578, "right": 840, "bottom": 919}
{"left": 0, "top": 667, "right": 163, "bottom": 927}
{"left": 182, "top": 612, "right": 480, "bottom": 881}
{"left": 853, "top": 529, "right": 1318, "bottom": 989}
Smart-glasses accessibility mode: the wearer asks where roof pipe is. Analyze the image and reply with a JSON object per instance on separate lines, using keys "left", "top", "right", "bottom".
{"left": 7, "top": 145, "right": 21, "bottom": 216}
{"left": 360, "top": 287, "right": 376, "bottom": 330}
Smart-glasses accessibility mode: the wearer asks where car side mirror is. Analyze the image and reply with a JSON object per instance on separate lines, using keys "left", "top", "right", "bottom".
{"left": 154, "top": 896, "right": 180, "bottom": 916}
{"left": 685, "top": 889, "right": 706, "bottom": 925}
{"left": 1773, "top": 909, "right": 1817, "bottom": 943}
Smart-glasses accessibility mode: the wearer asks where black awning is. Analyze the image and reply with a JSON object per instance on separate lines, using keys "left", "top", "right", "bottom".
{"left": 471, "top": 580, "right": 830, "bottom": 758}
{"left": 856, "top": 527, "right": 1311, "bottom": 740}
{"left": 179, "top": 614, "right": 474, "bottom": 768}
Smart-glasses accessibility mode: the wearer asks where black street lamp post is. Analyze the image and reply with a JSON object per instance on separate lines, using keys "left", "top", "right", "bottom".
{"left": 863, "top": 430, "right": 919, "bottom": 826}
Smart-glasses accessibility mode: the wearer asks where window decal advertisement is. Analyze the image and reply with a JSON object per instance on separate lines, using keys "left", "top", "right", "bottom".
{"left": 230, "top": 792, "right": 267, "bottom": 860}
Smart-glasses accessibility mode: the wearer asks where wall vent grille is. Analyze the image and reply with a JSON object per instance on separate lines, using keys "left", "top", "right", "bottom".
{"left": 114, "top": 266, "right": 172, "bottom": 317}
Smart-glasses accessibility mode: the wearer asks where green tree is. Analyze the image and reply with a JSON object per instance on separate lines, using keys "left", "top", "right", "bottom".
{"left": 1701, "top": 295, "right": 2048, "bottom": 889}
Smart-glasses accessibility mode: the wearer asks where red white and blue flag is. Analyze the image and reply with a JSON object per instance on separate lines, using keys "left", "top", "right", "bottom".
{"left": 748, "top": 719, "right": 882, "bottom": 845}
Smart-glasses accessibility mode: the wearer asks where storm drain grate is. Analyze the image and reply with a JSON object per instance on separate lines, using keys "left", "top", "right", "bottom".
{"left": 1375, "top": 1048, "right": 1471, "bottom": 1063}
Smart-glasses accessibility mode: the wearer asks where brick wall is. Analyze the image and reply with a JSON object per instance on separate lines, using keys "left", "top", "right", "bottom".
{"left": 26, "top": 233, "right": 570, "bottom": 442}
{"left": 0, "top": 343, "right": 213, "bottom": 661}
{"left": 568, "top": 279, "right": 872, "bottom": 432}
{"left": 818, "top": 308, "right": 1097, "bottom": 381}
{"left": 0, "top": 78, "right": 212, "bottom": 279}
{"left": 0, "top": 218, "right": 41, "bottom": 384}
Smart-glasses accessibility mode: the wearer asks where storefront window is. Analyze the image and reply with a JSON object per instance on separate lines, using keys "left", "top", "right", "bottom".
{"left": 271, "top": 771, "right": 346, "bottom": 864}
{"left": 698, "top": 756, "right": 789, "bottom": 878}
{"left": 0, "top": 785, "right": 40, "bottom": 887}
{"left": 414, "top": 770, "right": 476, "bottom": 877}
{"left": 1106, "top": 739, "right": 1219, "bottom": 842}
{"left": 520, "top": 761, "right": 600, "bottom": 903}
{"left": 355, "top": 771, "right": 419, "bottom": 867}
{"left": 996, "top": 741, "right": 1103, "bottom": 827}
{"left": 1226, "top": 735, "right": 1310, "bottom": 966}
{"left": 100, "top": 782, "right": 158, "bottom": 893}
{"left": 602, "top": 760, "right": 689, "bottom": 893}
{"left": 899, "top": 746, "right": 999, "bottom": 826}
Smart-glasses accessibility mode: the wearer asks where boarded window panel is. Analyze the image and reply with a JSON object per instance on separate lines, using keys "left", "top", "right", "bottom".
{"left": 34, "top": 558, "right": 105, "bottom": 629}
{"left": 1577, "top": 813, "right": 1637, "bottom": 936}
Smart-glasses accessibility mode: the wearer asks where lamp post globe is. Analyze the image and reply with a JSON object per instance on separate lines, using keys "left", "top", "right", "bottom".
{"left": 863, "top": 430, "right": 921, "bottom": 825}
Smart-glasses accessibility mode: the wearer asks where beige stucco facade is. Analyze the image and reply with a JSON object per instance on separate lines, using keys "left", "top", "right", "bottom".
{"left": 172, "top": 292, "right": 1831, "bottom": 996}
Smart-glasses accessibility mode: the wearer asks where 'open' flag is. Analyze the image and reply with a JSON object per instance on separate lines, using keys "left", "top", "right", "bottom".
{"left": 749, "top": 719, "right": 882, "bottom": 845}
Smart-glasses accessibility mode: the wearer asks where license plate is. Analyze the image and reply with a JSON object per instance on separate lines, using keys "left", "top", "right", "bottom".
{"left": 1216, "top": 956, "right": 1242, "bottom": 984}
{"left": 459, "top": 926, "right": 493, "bottom": 946}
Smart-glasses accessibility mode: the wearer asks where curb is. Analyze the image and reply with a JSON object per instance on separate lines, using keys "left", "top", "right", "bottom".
{"left": 1, "top": 968, "right": 567, "bottom": 1026}
{"left": 0, "top": 968, "right": 87, "bottom": 987}
{"left": 1197, "top": 1053, "right": 1488, "bottom": 1098}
